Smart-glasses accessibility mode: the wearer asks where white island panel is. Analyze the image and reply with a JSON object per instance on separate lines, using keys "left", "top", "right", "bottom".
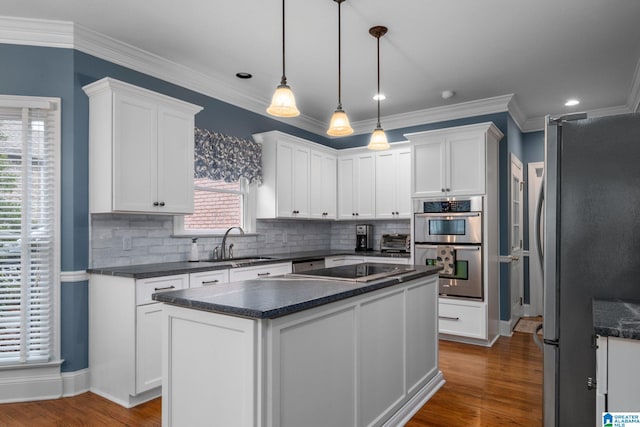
{"left": 162, "top": 307, "right": 258, "bottom": 427}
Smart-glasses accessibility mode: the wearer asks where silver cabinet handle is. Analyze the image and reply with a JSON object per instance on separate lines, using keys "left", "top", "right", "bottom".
{"left": 439, "top": 315, "right": 460, "bottom": 321}
{"left": 257, "top": 272, "right": 271, "bottom": 277}
{"left": 154, "top": 285, "right": 176, "bottom": 291}
{"left": 202, "top": 280, "right": 219, "bottom": 285}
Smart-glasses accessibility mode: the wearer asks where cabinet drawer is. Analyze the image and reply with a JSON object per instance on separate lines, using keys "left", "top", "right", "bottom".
{"left": 438, "top": 300, "right": 487, "bottom": 339}
{"left": 229, "top": 262, "right": 292, "bottom": 282}
{"left": 324, "top": 256, "right": 364, "bottom": 268}
{"left": 190, "top": 270, "right": 230, "bottom": 288}
{"left": 136, "top": 274, "right": 189, "bottom": 305}
{"left": 364, "top": 256, "right": 410, "bottom": 265}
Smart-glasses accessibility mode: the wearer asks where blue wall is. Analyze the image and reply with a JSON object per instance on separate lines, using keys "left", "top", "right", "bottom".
{"left": 2, "top": 42, "right": 524, "bottom": 371}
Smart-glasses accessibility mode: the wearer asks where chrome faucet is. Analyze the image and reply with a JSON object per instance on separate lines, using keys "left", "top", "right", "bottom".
{"left": 221, "top": 226, "right": 244, "bottom": 259}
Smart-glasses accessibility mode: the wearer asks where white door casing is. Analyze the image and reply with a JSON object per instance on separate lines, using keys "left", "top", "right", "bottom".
{"left": 510, "top": 153, "right": 524, "bottom": 328}
{"left": 528, "top": 161, "right": 544, "bottom": 316}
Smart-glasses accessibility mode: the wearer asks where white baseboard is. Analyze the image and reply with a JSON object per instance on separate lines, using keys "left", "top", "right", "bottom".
{"left": 383, "top": 371, "right": 446, "bottom": 427}
{"left": 499, "top": 320, "right": 513, "bottom": 337}
{"left": 0, "top": 362, "right": 63, "bottom": 403}
{"left": 522, "top": 304, "right": 532, "bottom": 317}
{"left": 62, "top": 368, "right": 90, "bottom": 397}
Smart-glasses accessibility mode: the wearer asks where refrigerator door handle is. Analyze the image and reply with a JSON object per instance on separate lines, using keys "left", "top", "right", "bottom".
{"left": 535, "top": 176, "right": 545, "bottom": 270}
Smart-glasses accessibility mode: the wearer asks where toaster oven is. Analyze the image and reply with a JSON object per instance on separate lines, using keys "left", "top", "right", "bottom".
{"left": 380, "top": 234, "right": 410, "bottom": 253}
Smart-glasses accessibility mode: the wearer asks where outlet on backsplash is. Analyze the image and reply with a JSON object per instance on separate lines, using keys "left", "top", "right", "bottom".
{"left": 122, "top": 235, "right": 132, "bottom": 251}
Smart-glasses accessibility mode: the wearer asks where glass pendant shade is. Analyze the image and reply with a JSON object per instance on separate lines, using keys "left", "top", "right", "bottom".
{"left": 327, "top": 107, "right": 354, "bottom": 136}
{"left": 368, "top": 126, "right": 390, "bottom": 150}
{"left": 267, "top": 84, "right": 300, "bottom": 117}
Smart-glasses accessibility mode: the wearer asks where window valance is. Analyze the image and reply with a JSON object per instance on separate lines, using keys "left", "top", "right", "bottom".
{"left": 194, "top": 128, "right": 262, "bottom": 183}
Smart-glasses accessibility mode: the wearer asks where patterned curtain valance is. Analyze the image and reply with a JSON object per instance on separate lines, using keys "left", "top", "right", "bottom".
{"left": 194, "top": 128, "right": 262, "bottom": 183}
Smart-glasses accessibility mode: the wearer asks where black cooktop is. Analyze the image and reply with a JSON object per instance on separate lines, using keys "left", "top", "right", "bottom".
{"left": 288, "top": 263, "right": 415, "bottom": 282}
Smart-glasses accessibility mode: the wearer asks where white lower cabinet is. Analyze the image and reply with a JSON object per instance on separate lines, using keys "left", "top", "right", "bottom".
{"left": 89, "top": 273, "right": 189, "bottom": 407}
{"left": 228, "top": 262, "right": 292, "bottom": 281}
{"left": 438, "top": 298, "right": 487, "bottom": 341}
{"left": 136, "top": 303, "right": 163, "bottom": 394}
{"left": 596, "top": 336, "right": 640, "bottom": 425}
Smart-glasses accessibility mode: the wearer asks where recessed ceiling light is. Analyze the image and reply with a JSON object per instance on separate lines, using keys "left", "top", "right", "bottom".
{"left": 565, "top": 99, "right": 580, "bottom": 106}
{"left": 441, "top": 90, "right": 455, "bottom": 99}
{"left": 236, "top": 72, "right": 252, "bottom": 79}
{"left": 373, "top": 93, "right": 386, "bottom": 101}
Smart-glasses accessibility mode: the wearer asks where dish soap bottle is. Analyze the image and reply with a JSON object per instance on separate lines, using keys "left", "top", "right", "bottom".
{"left": 189, "top": 237, "right": 199, "bottom": 262}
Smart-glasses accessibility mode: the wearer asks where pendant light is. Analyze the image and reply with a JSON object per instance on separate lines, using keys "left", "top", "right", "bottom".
{"left": 267, "top": 0, "right": 300, "bottom": 117}
{"left": 367, "top": 25, "right": 390, "bottom": 151}
{"left": 326, "top": 0, "right": 353, "bottom": 136}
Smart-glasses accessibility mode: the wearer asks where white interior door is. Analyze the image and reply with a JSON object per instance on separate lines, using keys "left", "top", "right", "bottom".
{"left": 527, "top": 161, "right": 544, "bottom": 316}
{"left": 510, "top": 153, "right": 524, "bottom": 328}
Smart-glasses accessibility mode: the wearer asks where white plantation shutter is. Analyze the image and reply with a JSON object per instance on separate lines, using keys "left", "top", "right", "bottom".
{"left": 0, "top": 98, "right": 59, "bottom": 365}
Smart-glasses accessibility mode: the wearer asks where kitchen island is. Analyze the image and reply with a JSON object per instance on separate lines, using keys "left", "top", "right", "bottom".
{"left": 153, "top": 264, "right": 443, "bottom": 427}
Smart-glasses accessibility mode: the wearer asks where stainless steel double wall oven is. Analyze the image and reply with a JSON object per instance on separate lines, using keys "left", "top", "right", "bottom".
{"left": 413, "top": 196, "right": 483, "bottom": 299}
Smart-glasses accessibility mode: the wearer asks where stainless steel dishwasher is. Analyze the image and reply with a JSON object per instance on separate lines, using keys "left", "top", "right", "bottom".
{"left": 292, "top": 258, "right": 325, "bottom": 273}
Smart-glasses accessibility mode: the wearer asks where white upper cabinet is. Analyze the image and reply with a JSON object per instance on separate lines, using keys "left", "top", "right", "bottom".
{"left": 83, "top": 77, "right": 202, "bottom": 214}
{"left": 375, "top": 147, "right": 411, "bottom": 219}
{"left": 338, "top": 153, "right": 375, "bottom": 220}
{"left": 310, "top": 149, "right": 337, "bottom": 219}
{"left": 406, "top": 123, "right": 502, "bottom": 198}
{"left": 254, "top": 131, "right": 337, "bottom": 220}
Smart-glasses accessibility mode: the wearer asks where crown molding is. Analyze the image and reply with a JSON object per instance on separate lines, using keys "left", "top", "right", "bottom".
{"left": 349, "top": 94, "right": 516, "bottom": 135}
{"left": 0, "top": 16, "right": 73, "bottom": 47}
{"left": 3, "top": 15, "right": 637, "bottom": 138}
{"left": 71, "top": 23, "right": 325, "bottom": 134}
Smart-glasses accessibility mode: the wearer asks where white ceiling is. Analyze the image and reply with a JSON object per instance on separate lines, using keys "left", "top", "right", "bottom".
{"left": 2, "top": 0, "right": 640, "bottom": 134}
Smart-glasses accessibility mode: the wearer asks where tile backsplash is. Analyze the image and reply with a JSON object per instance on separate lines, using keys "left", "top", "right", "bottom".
{"left": 89, "top": 214, "right": 410, "bottom": 268}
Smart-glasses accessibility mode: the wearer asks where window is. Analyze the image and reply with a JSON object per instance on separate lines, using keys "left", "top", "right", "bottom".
{"left": 0, "top": 96, "right": 60, "bottom": 366}
{"left": 175, "top": 128, "right": 261, "bottom": 235}
{"left": 177, "top": 177, "right": 249, "bottom": 234}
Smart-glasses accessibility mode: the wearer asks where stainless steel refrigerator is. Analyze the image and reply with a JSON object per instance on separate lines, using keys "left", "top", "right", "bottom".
{"left": 540, "top": 112, "right": 640, "bottom": 426}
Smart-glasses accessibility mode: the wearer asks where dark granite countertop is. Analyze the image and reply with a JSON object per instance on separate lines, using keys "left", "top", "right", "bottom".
{"left": 87, "top": 249, "right": 411, "bottom": 279}
{"left": 593, "top": 298, "right": 640, "bottom": 340}
{"left": 152, "top": 264, "right": 439, "bottom": 319}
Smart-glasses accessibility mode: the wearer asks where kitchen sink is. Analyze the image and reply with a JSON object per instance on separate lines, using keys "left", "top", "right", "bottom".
{"left": 203, "top": 256, "right": 275, "bottom": 268}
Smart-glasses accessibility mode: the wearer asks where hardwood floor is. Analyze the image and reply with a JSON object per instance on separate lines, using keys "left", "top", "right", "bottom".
{"left": 409, "top": 332, "right": 543, "bottom": 427}
{"left": 0, "top": 332, "right": 542, "bottom": 426}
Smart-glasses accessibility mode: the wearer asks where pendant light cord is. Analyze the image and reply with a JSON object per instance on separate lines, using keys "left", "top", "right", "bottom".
{"left": 376, "top": 34, "right": 381, "bottom": 128}
{"left": 280, "top": 0, "right": 287, "bottom": 85}
{"left": 337, "top": 0, "right": 342, "bottom": 108}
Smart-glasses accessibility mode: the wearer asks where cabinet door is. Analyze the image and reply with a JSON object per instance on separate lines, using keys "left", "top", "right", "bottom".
{"left": 446, "top": 131, "right": 485, "bottom": 196}
{"left": 375, "top": 151, "right": 397, "bottom": 219}
{"left": 310, "top": 151, "right": 337, "bottom": 220}
{"left": 396, "top": 149, "right": 412, "bottom": 217}
{"left": 136, "top": 303, "right": 163, "bottom": 393}
{"left": 355, "top": 154, "right": 375, "bottom": 218}
{"left": 113, "top": 92, "right": 158, "bottom": 212}
{"left": 292, "top": 146, "right": 310, "bottom": 217}
{"left": 337, "top": 157, "right": 356, "bottom": 220}
{"left": 276, "top": 142, "right": 295, "bottom": 218}
{"left": 607, "top": 337, "right": 640, "bottom": 411}
{"left": 156, "top": 105, "right": 195, "bottom": 214}
{"left": 411, "top": 139, "right": 446, "bottom": 198}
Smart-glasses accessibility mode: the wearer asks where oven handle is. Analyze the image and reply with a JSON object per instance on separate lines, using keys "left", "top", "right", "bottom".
{"left": 415, "top": 244, "right": 481, "bottom": 251}
{"left": 415, "top": 212, "right": 481, "bottom": 218}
